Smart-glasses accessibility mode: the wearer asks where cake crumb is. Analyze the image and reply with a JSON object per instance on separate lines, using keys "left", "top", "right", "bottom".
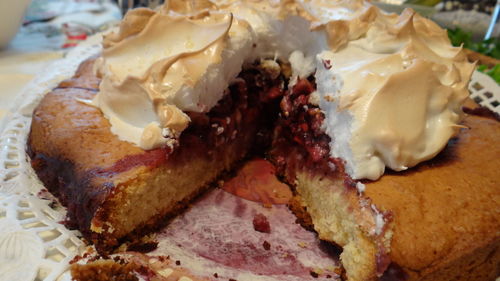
{"left": 322, "top": 59, "right": 332, "bottom": 69}
{"left": 263, "top": 240, "right": 271, "bottom": 250}
{"left": 253, "top": 213, "right": 271, "bottom": 233}
{"left": 297, "top": 241, "right": 308, "bottom": 248}
{"left": 324, "top": 95, "right": 335, "bottom": 102}
{"left": 262, "top": 203, "right": 272, "bottom": 209}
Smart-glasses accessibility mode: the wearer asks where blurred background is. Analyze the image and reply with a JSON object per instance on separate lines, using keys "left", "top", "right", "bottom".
{"left": 375, "top": 0, "right": 500, "bottom": 83}
{"left": 2, "top": 0, "right": 498, "bottom": 52}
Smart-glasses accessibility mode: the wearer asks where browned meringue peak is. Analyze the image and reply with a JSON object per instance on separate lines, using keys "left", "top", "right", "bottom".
{"left": 91, "top": 0, "right": 474, "bottom": 182}
{"left": 102, "top": 8, "right": 156, "bottom": 49}
{"left": 286, "top": 0, "right": 378, "bottom": 51}
{"left": 92, "top": 8, "right": 237, "bottom": 149}
{"left": 162, "top": 0, "right": 218, "bottom": 15}
{"left": 317, "top": 9, "right": 475, "bottom": 180}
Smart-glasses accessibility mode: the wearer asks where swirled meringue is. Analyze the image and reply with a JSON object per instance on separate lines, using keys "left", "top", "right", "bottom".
{"left": 315, "top": 9, "right": 474, "bottom": 180}
{"left": 91, "top": 0, "right": 474, "bottom": 180}
{"left": 92, "top": 6, "right": 254, "bottom": 149}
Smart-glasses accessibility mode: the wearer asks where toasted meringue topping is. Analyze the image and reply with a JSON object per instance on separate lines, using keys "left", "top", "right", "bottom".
{"left": 294, "top": 0, "right": 378, "bottom": 51}
{"left": 92, "top": 4, "right": 254, "bottom": 149}
{"left": 92, "top": 0, "right": 474, "bottom": 180}
{"left": 316, "top": 9, "right": 474, "bottom": 180}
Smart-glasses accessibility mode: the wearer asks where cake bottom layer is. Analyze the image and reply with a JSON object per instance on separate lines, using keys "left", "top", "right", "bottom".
{"left": 71, "top": 161, "right": 344, "bottom": 281}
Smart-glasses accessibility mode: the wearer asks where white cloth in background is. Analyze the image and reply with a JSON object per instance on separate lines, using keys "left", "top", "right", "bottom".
{"left": 0, "top": 0, "right": 120, "bottom": 123}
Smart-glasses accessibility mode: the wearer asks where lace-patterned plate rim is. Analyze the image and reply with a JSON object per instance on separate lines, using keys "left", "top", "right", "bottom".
{"left": 0, "top": 33, "right": 102, "bottom": 281}
{"left": 0, "top": 30, "right": 499, "bottom": 281}
{"left": 469, "top": 71, "right": 500, "bottom": 113}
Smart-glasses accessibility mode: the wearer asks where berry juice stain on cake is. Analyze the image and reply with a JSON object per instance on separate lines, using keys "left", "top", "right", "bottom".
{"left": 150, "top": 159, "right": 341, "bottom": 281}
{"left": 222, "top": 158, "right": 293, "bottom": 205}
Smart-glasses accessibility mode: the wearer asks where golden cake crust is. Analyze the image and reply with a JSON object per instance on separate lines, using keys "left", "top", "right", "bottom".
{"left": 365, "top": 115, "right": 500, "bottom": 280}
{"left": 28, "top": 60, "right": 172, "bottom": 249}
{"left": 29, "top": 58, "right": 144, "bottom": 172}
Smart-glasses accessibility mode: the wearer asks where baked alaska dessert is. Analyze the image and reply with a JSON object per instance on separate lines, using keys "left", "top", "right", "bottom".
{"left": 26, "top": 0, "right": 499, "bottom": 280}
